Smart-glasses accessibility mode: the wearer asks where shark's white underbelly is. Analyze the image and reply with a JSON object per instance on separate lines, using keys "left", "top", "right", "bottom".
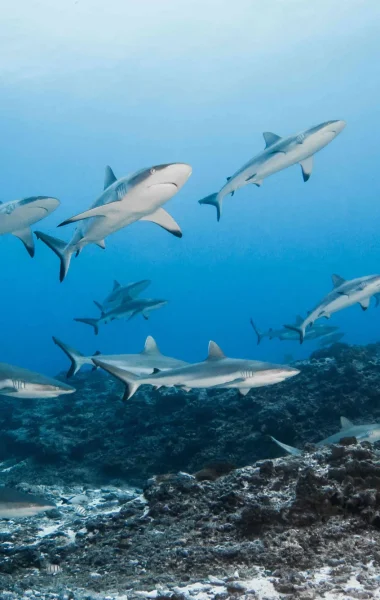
{"left": 0, "top": 207, "right": 48, "bottom": 234}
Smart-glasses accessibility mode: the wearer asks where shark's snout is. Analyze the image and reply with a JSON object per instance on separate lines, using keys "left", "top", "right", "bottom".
{"left": 154, "top": 163, "right": 192, "bottom": 190}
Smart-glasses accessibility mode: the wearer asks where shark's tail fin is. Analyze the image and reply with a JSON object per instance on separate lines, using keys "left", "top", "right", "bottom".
{"left": 198, "top": 193, "right": 222, "bottom": 222}
{"left": 250, "top": 318, "right": 263, "bottom": 345}
{"left": 52, "top": 336, "right": 91, "bottom": 378}
{"left": 92, "top": 359, "right": 141, "bottom": 401}
{"left": 35, "top": 231, "right": 73, "bottom": 282}
{"left": 74, "top": 318, "right": 99, "bottom": 336}
{"left": 270, "top": 436, "right": 302, "bottom": 456}
{"left": 284, "top": 323, "right": 305, "bottom": 344}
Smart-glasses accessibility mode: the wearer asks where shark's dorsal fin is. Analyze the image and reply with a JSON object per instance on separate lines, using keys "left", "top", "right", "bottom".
{"left": 104, "top": 166, "right": 117, "bottom": 190}
{"left": 332, "top": 274, "right": 346, "bottom": 288}
{"left": 295, "top": 315, "right": 303, "bottom": 325}
{"left": 263, "top": 132, "right": 281, "bottom": 148}
{"left": 152, "top": 367, "right": 161, "bottom": 374}
{"left": 207, "top": 341, "right": 226, "bottom": 360}
{"left": 113, "top": 280, "right": 121, "bottom": 291}
{"left": 142, "top": 336, "right": 161, "bottom": 355}
{"left": 93, "top": 350, "right": 101, "bottom": 356}
{"left": 340, "top": 416, "right": 353, "bottom": 430}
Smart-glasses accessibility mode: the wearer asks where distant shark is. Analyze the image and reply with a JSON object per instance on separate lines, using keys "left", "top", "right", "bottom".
{"left": 35, "top": 163, "right": 192, "bottom": 281}
{"left": 74, "top": 298, "right": 168, "bottom": 335}
{"left": 93, "top": 341, "right": 300, "bottom": 401}
{"left": 96, "top": 279, "right": 151, "bottom": 313}
{"left": 0, "top": 487, "right": 56, "bottom": 519}
{"left": 0, "top": 363, "right": 75, "bottom": 398}
{"left": 199, "top": 120, "right": 346, "bottom": 220}
{"left": 318, "top": 331, "right": 345, "bottom": 347}
{"left": 271, "top": 416, "right": 380, "bottom": 456}
{"left": 250, "top": 317, "right": 338, "bottom": 345}
{"left": 285, "top": 273, "right": 380, "bottom": 343}
{"left": 53, "top": 335, "right": 188, "bottom": 378}
{"left": 0, "top": 196, "right": 59, "bottom": 257}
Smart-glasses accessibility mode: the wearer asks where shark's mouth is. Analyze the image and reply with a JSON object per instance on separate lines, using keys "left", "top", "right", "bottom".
{"left": 148, "top": 182, "right": 178, "bottom": 189}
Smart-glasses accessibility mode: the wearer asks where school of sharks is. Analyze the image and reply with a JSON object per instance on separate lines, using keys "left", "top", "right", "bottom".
{"left": 2, "top": 118, "right": 380, "bottom": 517}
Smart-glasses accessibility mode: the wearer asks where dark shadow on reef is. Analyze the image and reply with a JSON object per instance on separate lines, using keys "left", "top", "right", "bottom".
{"left": 1, "top": 342, "right": 380, "bottom": 486}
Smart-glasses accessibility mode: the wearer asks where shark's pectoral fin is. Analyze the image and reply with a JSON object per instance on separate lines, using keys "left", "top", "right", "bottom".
{"left": 95, "top": 239, "right": 106, "bottom": 249}
{"left": 142, "top": 312, "right": 149, "bottom": 320}
{"left": 239, "top": 388, "right": 250, "bottom": 396}
{"left": 0, "top": 386, "right": 18, "bottom": 394}
{"left": 299, "top": 156, "right": 313, "bottom": 182}
{"left": 12, "top": 227, "right": 34, "bottom": 257}
{"left": 359, "top": 297, "right": 370, "bottom": 311}
{"left": 58, "top": 206, "right": 109, "bottom": 227}
{"left": 140, "top": 208, "right": 182, "bottom": 238}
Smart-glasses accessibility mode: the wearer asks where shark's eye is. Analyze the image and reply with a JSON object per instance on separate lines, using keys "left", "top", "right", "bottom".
{"left": 150, "top": 168, "right": 156, "bottom": 174}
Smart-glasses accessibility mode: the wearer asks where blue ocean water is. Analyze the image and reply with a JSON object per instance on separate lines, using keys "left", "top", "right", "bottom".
{"left": 1, "top": 1, "right": 380, "bottom": 376}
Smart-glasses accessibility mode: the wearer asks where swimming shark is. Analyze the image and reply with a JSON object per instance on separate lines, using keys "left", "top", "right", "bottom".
{"left": 93, "top": 341, "right": 300, "bottom": 401}
{"left": 96, "top": 279, "right": 151, "bottom": 313}
{"left": 271, "top": 416, "right": 380, "bottom": 456}
{"left": 53, "top": 335, "right": 189, "bottom": 378}
{"left": 35, "top": 163, "right": 192, "bottom": 281}
{"left": 74, "top": 298, "right": 168, "bottom": 335}
{"left": 0, "top": 196, "right": 59, "bottom": 257}
{"left": 0, "top": 363, "right": 75, "bottom": 399}
{"left": 250, "top": 317, "right": 338, "bottom": 345}
{"left": 318, "top": 331, "right": 345, "bottom": 347}
{"left": 285, "top": 273, "right": 380, "bottom": 343}
{"left": 0, "top": 487, "right": 56, "bottom": 519}
{"left": 198, "top": 120, "right": 346, "bottom": 220}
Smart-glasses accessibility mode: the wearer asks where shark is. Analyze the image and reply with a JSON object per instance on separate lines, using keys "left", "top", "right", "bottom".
{"left": 318, "top": 331, "right": 345, "bottom": 347}
{"left": 250, "top": 317, "right": 338, "bottom": 345}
{"left": 93, "top": 341, "right": 300, "bottom": 401}
{"left": 35, "top": 163, "right": 192, "bottom": 281}
{"left": 95, "top": 279, "right": 151, "bottom": 313}
{"left": 52, "top": 335, "right": 189, "bottom": 378}
{"left": 0, "top": 363, "right": 75, "bottom": 398}
{"left": 0, "top": 487, "right": 56, "bottom": 519}
{"left": 198, "top": 120, "right": 346, "bottom": 220}
{"left": 285, "top": 273, "right": 380, "bottom": 343}
{"left": 0, "top": 196, "right": 59, "bottom": 257}
{"left": 74, "top": 298, "right": 168, "bottom": 335}
{"left": 271, "top": 416, "right": 380, "bottom": 456}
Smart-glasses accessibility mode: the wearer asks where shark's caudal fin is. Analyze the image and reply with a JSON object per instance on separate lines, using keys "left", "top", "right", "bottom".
{"left": 52, "top": 336, "right": 91, "bottom": 378}
{"left": 74, "top": 318, "right": 100, "bottom": 336}
{"left": 92, "top": 359, "right": 141, "bottom": 401}
{"left": 284, "top": 323, "right": 305, "bottom": 344}
{"left": 270, "top": 436, "right": 302, "bottom": 456}
{"left": 250, "top": 318, "right": 263, "bottom": 345}
{"left": 35, "top": 231, "right": 73, "bottom": 282}
{"left": 199, "top": 193, "right": 222, "bottom": 222}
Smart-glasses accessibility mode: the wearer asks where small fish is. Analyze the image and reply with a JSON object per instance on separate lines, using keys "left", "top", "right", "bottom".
{"left": 74, "top": 505, "right": 86, "bottom": 516}
{"left": 45, "top": 563, "right": 63, "bottom": 574}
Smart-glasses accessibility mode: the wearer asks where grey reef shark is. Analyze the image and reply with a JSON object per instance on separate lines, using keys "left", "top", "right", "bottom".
{"left": 199, "top": 120, "right": 346, "bottom": 220}
{"left": 0, "top": 196, "right": 59, "bottom": 257}
{"left": 95, "top": 279, "right": 151, "bottom": 313}
{"left": 93, "top": 341, "right": 300, "bottom": 401}
{"left": 285, "top": 273, "right": 380, "bottom": 343}
{"left": 0, "top": 362, "right": 75, "bottom": 398}
{"left": 74, "top": 297, "right": 168, "bottom": 335}
{"left": 0, "top": 487, "right": 56, "bottom": 519}
{"left": 271, "top": 417, "right": 380, "bottom": 456}
{"left": 36, "top": 163, "right": 192, "bottom": 281}
{"left": 250, "top": 316, "right": 338, "bottom": 344}
{"left": 53, "top": 335, "right": 188, "bottom": 378}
